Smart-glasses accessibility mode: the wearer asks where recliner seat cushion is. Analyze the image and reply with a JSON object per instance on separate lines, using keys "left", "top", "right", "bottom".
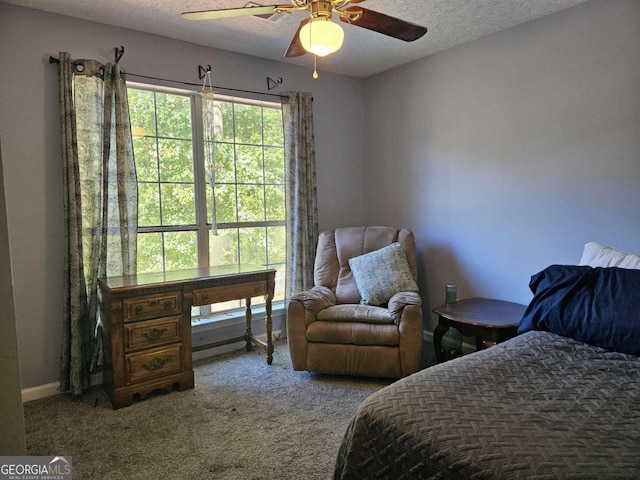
{"left": 316, "top": 304, "right": 395, "bottom": 324}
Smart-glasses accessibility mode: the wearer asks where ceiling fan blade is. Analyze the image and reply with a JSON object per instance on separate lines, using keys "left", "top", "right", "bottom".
{"left": 182, "top": 5, "right": 280, "bottom": 21}
{"left": 284, "top": 18, "right": 311, "bottom": 58}
{"left": 340, "top": 7, "right": 427, "bottom": 42}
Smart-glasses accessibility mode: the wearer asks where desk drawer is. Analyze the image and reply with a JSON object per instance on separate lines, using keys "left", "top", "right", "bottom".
{"left": 123, "top": 292, "right": 182, "bottom": 322}
{"left": 193, "top": 281, "right": 266, "bottom": 305}
{"left": 124, "top": 316, "right": 181, "bottom": 352}
{"left": 125, "top": 344, "right": 182, "bottom": 385}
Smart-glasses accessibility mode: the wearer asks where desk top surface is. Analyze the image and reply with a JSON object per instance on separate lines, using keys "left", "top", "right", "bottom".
{"left": 99, "top": 264, "right": 276, "bottom": 291}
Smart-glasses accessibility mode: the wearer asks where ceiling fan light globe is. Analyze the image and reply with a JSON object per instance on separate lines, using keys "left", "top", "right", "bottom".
{"left": 299, "top": 17, "right": 344, "bottom": 57}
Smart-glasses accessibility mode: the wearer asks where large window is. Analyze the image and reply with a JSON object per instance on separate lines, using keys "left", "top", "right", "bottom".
{"left": 127, "top": 84, "right": 286, "bottom": 314}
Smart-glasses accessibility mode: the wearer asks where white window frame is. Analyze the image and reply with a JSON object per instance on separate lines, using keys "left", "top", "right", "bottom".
{"left": 127, "top": 81, "right": 286, "bottom": 323}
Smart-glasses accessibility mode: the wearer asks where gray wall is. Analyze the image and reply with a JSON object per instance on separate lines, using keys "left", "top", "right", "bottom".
{"left": 362, "top": 0, "right": 640, "bottom": 329}
{"left": 0, "top": 139, "right": 27, "bottom": 454}
{"left": 0, "top": 3, "right": 365, "bottom": 388}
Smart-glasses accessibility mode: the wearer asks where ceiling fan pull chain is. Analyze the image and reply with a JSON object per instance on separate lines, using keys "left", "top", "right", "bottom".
{"left": 313, "top": 55, "right": 319, "bottom": 79}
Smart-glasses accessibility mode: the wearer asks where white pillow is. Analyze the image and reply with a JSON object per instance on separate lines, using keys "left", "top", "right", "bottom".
{"left": 579, "top": 242, "right": 640, "bottom": 269}
{"left": 348, "top": 242, "right": 418, "bottom": 306}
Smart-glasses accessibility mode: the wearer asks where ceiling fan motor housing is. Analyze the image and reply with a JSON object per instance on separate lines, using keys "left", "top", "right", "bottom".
{"left": 310, "top": 1, "right": 333, "bottom": 19}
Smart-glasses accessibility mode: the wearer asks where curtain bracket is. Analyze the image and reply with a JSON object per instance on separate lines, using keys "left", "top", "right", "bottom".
{"left": 198, "top": 65, "right": 212, "bottom": 80}
{"left": 115, "top": 46, "right": 125, "bottom": 64}
{"left": 267, "top": 77, "right": 283, "bottom": 90}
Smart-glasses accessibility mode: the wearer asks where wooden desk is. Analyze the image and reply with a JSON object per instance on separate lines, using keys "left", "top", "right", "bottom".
{"left": 432, "top": 298, "right": 526, "bottom": 363}
{"left": 99, "top": 265, "right": 276, "bottom": 409}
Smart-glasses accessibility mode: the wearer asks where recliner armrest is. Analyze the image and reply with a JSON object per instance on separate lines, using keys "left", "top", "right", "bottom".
{"left": 291, "top": 286, "right": 336, "bottom": 316}
{"left": 388, "top": 291, "right": 422, "bottom": 321}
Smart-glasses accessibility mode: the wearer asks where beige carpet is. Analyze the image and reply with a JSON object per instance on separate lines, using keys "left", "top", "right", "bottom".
{"left": 23, "top": 341, "right": 394, "bottom": 480}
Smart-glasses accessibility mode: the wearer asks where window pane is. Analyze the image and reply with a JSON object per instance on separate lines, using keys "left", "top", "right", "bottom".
{"left": 237, "top": 185, "right": 265, "bottom": 222}
{"left": 158, "top": 139, "right": 193, "bottom": 182}
{"left": 133, "top": 137, "right": 158, "bottom": 182}
{"left": 160, "top": 183, "right": 195, "bottom": 225}
{"left": 262, "top": 107, "right": 283, "bottom": 147}
{"left": 138, "top": 183, "right": 161, "bottom": 226}
{"left": 265, "top": 185, "right": 285, "bottom": 221}
{"left": 213, "top": 143, "right": 235, "bottom": 183}
{"left": 209, "top": 229, "right": 239, "bottom": 266}
{"left": 273, "top": 263, "right": 286, "bottom": 302}
{"left": 137, "top": 232, "right": 163, "bottom": 273}
{"left": 156, "top": 93, "right": 192, "bottom": 139}
{"left": 235, "top": 145, "right": 263, "bottom": 184}
{"left": 264, "top": 147, "right": 284, "bottom": 184}
{"left": 267, "top": 226, "right": 286, "bottom": 264}
{"left": 239, "top": 227, "right": 266, "bottom": 266}
{"left": 213, "top": 101, "right": 234, "bottom": 143}
{"left": 234, "top": 104, "right": 262, "bottom": 144}
{"left": 210, "top": 299, "right": 242, "bottom": 313}
{"left": 214, "top": 184, "right": 237, "bottom": 223}
{"left": 164, "top": 231, "right": 197, "bottom": 270}
{"left": 205, "top": 183, "right": 213, "bottom": 225}
{"left": 128, "top": 89, "right": 156, "bottom": 137}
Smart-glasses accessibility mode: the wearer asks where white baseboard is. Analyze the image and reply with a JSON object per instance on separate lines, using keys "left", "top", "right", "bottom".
{"left": 22, "top": 329, "right": 283, "bottom": 403}
{"left": 192, "top": 340, "right": 246, "bottom": 362}
{"left": 21, "top": 382, "right": 61, "bottom": 403}
{"left": 21, "top": 371, "right": 105, "bottom": 403}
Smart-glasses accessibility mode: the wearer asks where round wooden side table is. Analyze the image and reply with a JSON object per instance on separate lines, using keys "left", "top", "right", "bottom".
{"left": 432, "top": 297, "right": 527, "bottom": 363}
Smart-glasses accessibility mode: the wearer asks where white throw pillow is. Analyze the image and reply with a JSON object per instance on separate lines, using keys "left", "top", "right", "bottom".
{"left": 579, "top": 242, "right": 640, "bottom": 269}
{"left": 348, "top": 242, "right": 419, "bottom": 306}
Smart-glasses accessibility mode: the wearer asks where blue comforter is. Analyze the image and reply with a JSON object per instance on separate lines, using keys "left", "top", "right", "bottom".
{"left": 518, "top": 264, "right": 640, "bottom": 355}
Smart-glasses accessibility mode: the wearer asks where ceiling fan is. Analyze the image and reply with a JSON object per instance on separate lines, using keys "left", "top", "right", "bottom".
{"left": 182, "top": 1, "right": 428, "bottom": 59}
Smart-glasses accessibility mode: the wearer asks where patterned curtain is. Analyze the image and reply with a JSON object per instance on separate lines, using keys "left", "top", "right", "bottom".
{"left": 57, "top": 52, "right": 138, "bottom": 394}
{"left": 283, "top": 91, "right": 318, "bottom": 333}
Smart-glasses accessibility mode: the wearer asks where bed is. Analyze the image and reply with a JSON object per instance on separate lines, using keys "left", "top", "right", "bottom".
{"left": 334, "top": 243, "right": 640, "bottom": 479}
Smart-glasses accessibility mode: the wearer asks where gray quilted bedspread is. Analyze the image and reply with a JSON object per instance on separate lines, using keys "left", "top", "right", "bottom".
{"left": 334, "top": 331, "right": 640, "bottom": 479}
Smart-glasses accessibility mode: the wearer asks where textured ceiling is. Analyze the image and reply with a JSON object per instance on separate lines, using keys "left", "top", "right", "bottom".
{"left": 6, "top": 0, "right": 591, "bottom": 77}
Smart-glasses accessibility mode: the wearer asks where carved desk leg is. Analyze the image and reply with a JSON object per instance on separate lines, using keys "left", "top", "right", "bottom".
{"left": 245, "top": 296, "right": 253, "bottom": 352}
{"left": 266, "top": 292, "right": 273, "bottom": 365}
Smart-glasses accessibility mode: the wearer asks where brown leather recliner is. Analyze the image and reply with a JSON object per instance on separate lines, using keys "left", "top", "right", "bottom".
{"left": 287, "top": 226, "right": 423, "bottom": 378}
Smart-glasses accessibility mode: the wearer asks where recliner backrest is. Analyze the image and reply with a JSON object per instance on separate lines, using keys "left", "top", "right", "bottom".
{"left": 314, "top": 226, "right": 417, "bottom": 305}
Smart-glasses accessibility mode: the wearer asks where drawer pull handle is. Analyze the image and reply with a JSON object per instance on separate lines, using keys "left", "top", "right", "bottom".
{"left": 142, "top": 357, "right": 169, "bottom": 371}
{"left": 144, "top": 328, "right": 167, "bottom": 341}
{"left": 201, "top": 293, "right": 209, "bottom": 301}
{"left": 163, "top": 301, "right": 173, "bottom": 310}
{"left": 134, "top": 305, "right": 144, "bottom": 315}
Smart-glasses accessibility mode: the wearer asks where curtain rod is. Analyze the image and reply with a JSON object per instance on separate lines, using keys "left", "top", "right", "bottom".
{"left": 48, "top": 55, "right": 287, "bottom": 100}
